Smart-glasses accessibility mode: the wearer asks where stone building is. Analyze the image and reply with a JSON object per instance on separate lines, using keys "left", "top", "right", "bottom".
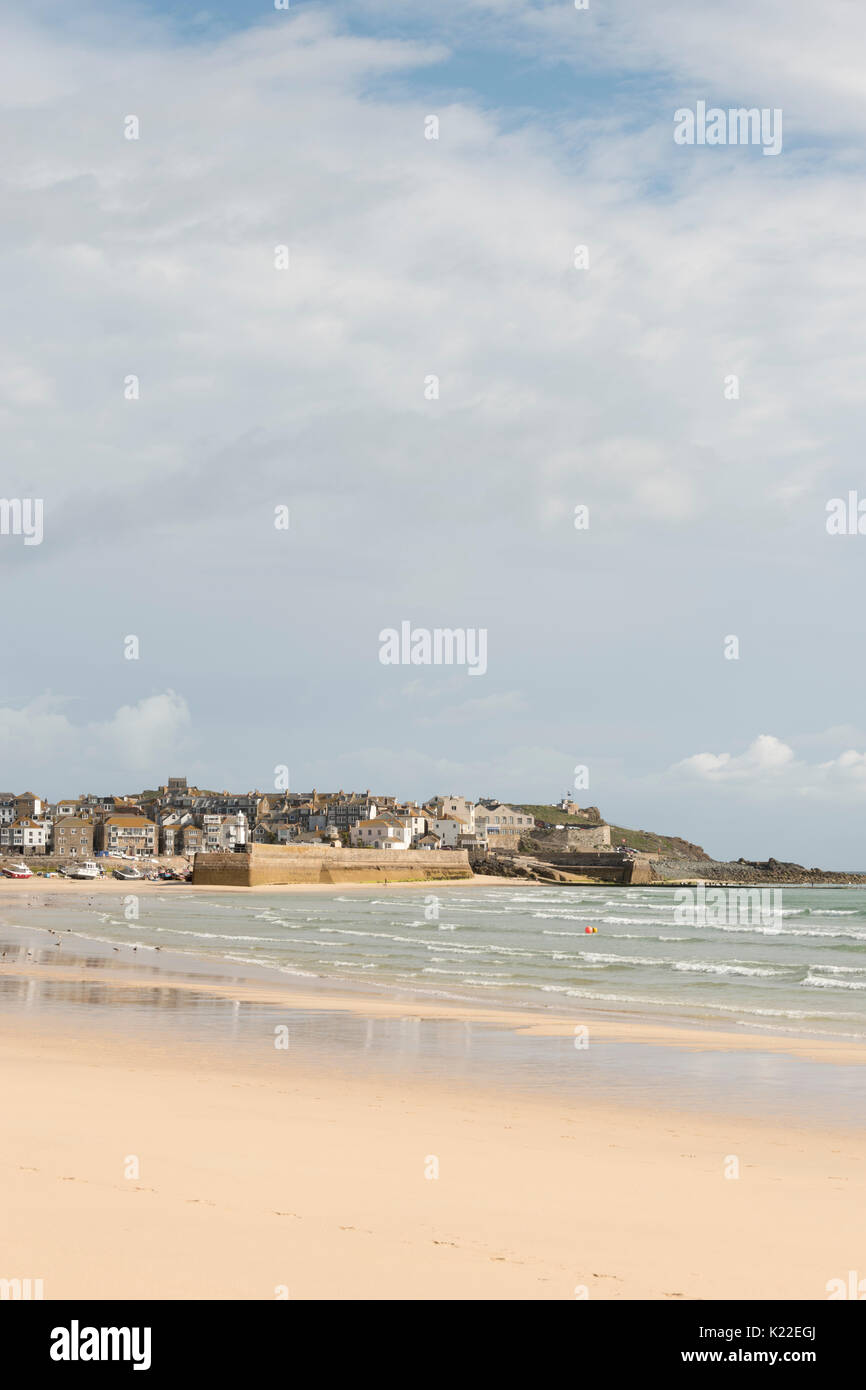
{"left": 53, "top": 816, "right": 94, "bottom": 859}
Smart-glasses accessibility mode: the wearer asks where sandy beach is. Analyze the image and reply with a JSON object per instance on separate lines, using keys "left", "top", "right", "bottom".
{"left": 0, "top": 1012, "right": 862, "bottom": 1301}
{"left": 0, "top": 873, "right": 510, "bottom": 897}
{"left": 1, "top": 909, "right": 865, "bottom": 1300}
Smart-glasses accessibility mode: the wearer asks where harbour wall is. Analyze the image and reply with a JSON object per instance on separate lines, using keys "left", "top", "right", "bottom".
{"left": 192, "top": 844, "right": 474, "bottom": 887}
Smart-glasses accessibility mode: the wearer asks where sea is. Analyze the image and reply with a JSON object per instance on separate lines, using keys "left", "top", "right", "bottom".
{"left": 7, "top": 881, "right": 866, "bottom": 1039}
{"left": 3, "top": 883, "right": 865, "bottom": 1121}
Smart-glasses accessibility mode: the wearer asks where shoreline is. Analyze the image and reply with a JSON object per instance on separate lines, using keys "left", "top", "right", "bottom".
{"left": 4, "top": 872, "right": 866, "bottom": 895}
{"left": 2, "top": 920, "right": 865, "bottom": 1069}
{"left": 0, "top": 873, "right": 509, "bottom": 896}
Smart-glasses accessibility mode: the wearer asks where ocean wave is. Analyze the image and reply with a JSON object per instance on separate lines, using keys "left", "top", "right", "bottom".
{"left": 672, "top": 961, "right": 781, "bottom": 977}
{"left": 709, "top": 923, "right": 866, "bottom": 941}
{"left": 802, "top": 974, "right": 866, "bottom": 991}
{"left": 538, "top": 985, "right": 862, "bottom": 1021}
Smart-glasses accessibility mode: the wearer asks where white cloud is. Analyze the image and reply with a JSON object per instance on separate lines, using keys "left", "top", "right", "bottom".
{"left": 670, "top": 732, "right": 866, "bottom": 801}
{"left": 0, "top": 691, "right": 191, "bottom": 787}
{"left": 674, "top": 735, "right": 795, "bottom": 781}
{"left": 2, "top": 4, "right": 863, "bottom": 543}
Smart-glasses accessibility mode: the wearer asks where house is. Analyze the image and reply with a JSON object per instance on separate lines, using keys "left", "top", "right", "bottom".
{"left": 294, "top": 829, "right": 341, "bottom": 846}
{"left": 202, "top": 814, "right": 223, "bottom": 852}
{"left": 474, "top": 803, "right": 534, "bottom": 846}
{"left": 53, "top": 816, "right": 94, "bottom": 859}
{"left": 350, "top": 817, "right": 411, "bottom": 850}
{"left": 395, "top": 808, "right": 427, "bottom": 841}
{"left": 156, "top": 810, "right": 185, "bottom": 856}
{"left": 180, "top": 825, "right": 204, "bottom": 856}
{"left": 15, "top": 793, "right": 45, "bottom": 821}
{"left": 427, "top": 795, "right": 476, "bottom": 831}
{"left": 323, "top": 792, "right": 378, "bottom": 833}
{"left": 0, "top": 794, "right": 16, "bottom": 827}
{"left": 98, "top": 816, "right": 158, "bottom": 858}
{"left": 428, "top": 814, "right": 468, "bottom": 848}
{"left": 1, "top": 818, "right": 49, "bottom": 855}
{"left": 415, "top": 832, "right": 441, "bottom": 850}
{"left": 161, "top": 824, "right": 180, "bottom": 856}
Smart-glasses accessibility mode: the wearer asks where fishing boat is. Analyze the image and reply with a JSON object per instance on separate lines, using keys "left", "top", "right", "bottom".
{"left": 64, "top": 861, "right": 101, "bottom": 880}
{"left": 113, "top": 865, "right": 143, "bottom": 880}
{"left": 2, "top": 862, "right": 34, "bottom": 879}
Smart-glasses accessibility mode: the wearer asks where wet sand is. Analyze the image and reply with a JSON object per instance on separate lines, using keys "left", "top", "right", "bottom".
{"left": 3, "top": 922, "right": 866, "bottom": 1065}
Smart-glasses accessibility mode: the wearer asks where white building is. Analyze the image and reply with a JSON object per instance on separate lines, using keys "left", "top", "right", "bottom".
{"left": 202, "top": 814, "right": 223, "bottom": 852}
{"left": 474, "top": 804, "right": 535, "bottom": 840}
{"left": 427, "top": 796, "right": 475, "bottom": 831}
{"left": 1, "top": 818, "right": 50, "bottom": 854}
{"left": 350, "top": 818, "right": 411, "bottom": 850}
{"left": 429, "top": 815, "right": 468, "bottom": 848}
{"left": 217, "top": 813, "right": 248, "bottom": 851}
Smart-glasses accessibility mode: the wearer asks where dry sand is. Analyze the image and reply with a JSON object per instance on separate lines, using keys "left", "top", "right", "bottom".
{"left": 0, "top": 873, "right": 508, "bottom": 897}
{"left": 1, "top": 1017, "right": 863, "bottom": 1300}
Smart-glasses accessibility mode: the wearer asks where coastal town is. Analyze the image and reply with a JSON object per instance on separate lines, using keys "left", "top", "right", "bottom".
{"left": 2, "top": 780, "right": 861, "bottom": 887}
{"left": 0, "top": 779, "right": 573, "bottom": 871}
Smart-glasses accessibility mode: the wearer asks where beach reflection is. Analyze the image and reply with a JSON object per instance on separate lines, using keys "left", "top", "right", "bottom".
{"left": 2, "top": 943, "right": 865, "bottom": 1129}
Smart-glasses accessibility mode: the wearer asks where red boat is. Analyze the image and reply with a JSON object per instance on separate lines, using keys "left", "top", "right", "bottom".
{"left": 1, "top": 862, "right": 34, "bottom": 879}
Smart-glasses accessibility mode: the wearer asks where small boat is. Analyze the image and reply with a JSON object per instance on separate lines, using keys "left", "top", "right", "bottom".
{"left": 2, "top": 862, "right": 34, "bottom": 879}
{"left": 64, "top": 861, "right": 101, "bottom": 880}
{"left": 113, "top": 865, "right": 143, "bottom": 880}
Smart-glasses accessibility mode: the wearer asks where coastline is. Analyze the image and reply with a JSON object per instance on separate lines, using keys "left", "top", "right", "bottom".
{"left": 3, "top": 925, "right": 866, "bottom": 1067}
{"left": 0, "top": 873, "right": 509, "bottom": 897}
{"left": 4, "top": 872, "right": 866, "bottom": 896}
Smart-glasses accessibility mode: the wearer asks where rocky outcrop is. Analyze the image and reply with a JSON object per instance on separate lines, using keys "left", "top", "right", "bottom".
{"left": 651, "top": 856, "right": 866, "bottom": 885}
{"left": 470, "top": 854, "right": 539, "bottom": 879}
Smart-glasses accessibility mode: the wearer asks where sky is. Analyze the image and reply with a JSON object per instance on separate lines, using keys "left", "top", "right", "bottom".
{"left": 1, "top": 0, "right": 866, "bottom": 865}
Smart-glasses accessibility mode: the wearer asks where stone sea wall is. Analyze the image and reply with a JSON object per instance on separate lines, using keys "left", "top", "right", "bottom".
{"left": 192, "top": 844, "right": 473, "bottom": 887}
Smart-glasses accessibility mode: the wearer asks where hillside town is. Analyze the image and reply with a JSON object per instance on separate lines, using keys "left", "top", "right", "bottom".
{"left": 0, "top": 779, "right": 570, "bottom": 864}
{"left": 2, "top": 779, "right": 863, "bottom": 888}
